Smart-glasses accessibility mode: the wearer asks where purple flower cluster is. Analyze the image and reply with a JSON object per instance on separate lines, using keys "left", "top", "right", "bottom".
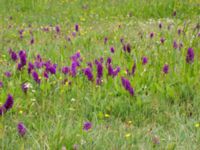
{"left": 45, "top": 62, "right": 57, "bottom": 75}
{"left": 28, "top": 62, "right": 35, "bottom": 74}
{"left": 108, "top": 65, "right": 120, "bottom": 77}
{"left": 32, "top": 71, "right": 41, "bottom": 84}
{"left": 30, "top": 37, "right": 34, "bottom": 45}
{"left": 142, "top": 56, "right": 148, "bottom": 65}
{"left": 55, "top": 25, "right": 60, "bottom": 33}
{"left": 0, "top": 94, "right": 14, "bottom": 116}
{"left": 173, "top": 40, "right": 183, "bottom": 50}
{"left": 70, "top": 52, "right": 82, "bottom": 77}
{"left": 42, "top": 27, "right": 49, "bottom": 32}
{"left": 9, "top": 49, "right": 27, "bottom": 70}
{"left": 160, "top": 37, "right": 165, "bottom": 44}
{"left": 150, "top": 32, "right": 154, "bottom": 38}
{"left": 9, "top": 48, "right": 18, "bottom": 61}
{"left": 83, "top": 67, "right": 93, "bottom": 81}
{"left": 123, "top": 43, "right": 131, "bottom": 53}
{"left": 43, "top": 71, "right": 49, "bottom": 79}
{"left": 83, "top": 122, "right": 92, "bottom": 131}
{"left": 178, "top": 29, "right": 182, "bottom": 35}
{"left": 34, "top": 54, "right": 43, "bottom": 69}
{"left": 71, "top": 61, "right": 79, "bottom": 77}
{"left": 95, "top": 59, "right": 103, "bottom": 85}
{"left": 61, "top": 52, "right": 82, "bottom": 77}
{"left": 19, "top": 29, "right": 24, "bottom": 39}
{"left": 186, "top": 48, "right": 194, "bottom": 64}
{"left": 106, "top": 57, "right": 120, "bottom": 77}
{"left": 4, "top": 71, "right": 12, "bottom": 78}
{"left": 163, "top": 64, "right": 169, "bottom": 74}
{"left": 26, "top": 54, "right": 59, "bottom": 82}
{"left": 106, "top": 57, "right": 112, "bottom": 65}
{"left": 75, "top": 24, "right": 79, "bottom": 32}
{"left": 72, "top": 32, "right": 76, "bottom": 37}
{"left": 18, "top": 50, "right": 27, "bottom": 70}
{"left": 121, "top": 77, "right": 134, "bottom": 96}
{"left": 62, "top": 66, "right": 70, "bottom": 75}
{"left": 87, "top": 62, "right": 93, "bottom": 69}
{"left": 110, "top": 46, "right": 115, "bottom": 53}
{"left": 17, "top": 122, "right": 26, "bottom": 136}
{"left": 173, "top": 40, "right": 178, "bottom": 49}
{"left": 104, "top": 37, "right": 108, "bottom": 44}
{"left": 159, "top": 23, "right": 162, "bottom": 29}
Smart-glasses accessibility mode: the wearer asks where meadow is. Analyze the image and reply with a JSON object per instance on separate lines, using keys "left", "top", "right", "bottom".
{"left": 0, "top": 0, "right": 200, "bottom": 149}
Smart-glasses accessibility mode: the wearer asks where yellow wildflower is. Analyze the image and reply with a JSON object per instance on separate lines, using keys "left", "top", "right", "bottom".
{"left": 195, "top": 123, "right": 199, "bottom": 128}
{"left": 65, "top": 81, "right": 69, "bottom": 87}
{"left": 19, "top": 110, "right": 23, "bottom": 114}
{"left": 105, "top": 114, "right": 110, "bottom": 118}
{"left": 128, "top": 121, "right": 132, "bottom": 124}
{"left": 125, "top": 133, "right": 131, "bottom": 138}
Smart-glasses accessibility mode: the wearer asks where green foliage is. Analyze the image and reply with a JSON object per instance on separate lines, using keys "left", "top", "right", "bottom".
{"left": 0, "top": 0, "right": 200, "bottom": 149}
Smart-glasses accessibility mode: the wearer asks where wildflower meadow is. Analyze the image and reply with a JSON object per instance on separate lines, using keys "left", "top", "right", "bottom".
{"left": 0, "top": 0, "right": 200, "bottom": 149}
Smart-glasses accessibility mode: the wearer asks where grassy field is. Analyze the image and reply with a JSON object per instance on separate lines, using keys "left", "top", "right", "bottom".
{"left": 0, "top": 0, "right": 200, "bottom": 149}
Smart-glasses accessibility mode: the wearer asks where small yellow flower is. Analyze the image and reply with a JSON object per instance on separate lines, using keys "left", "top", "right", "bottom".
{"left": 128, "top": 121, "right": 132, "bottom": 124}
{"left": 125, "top": 133, "right": 131, "bottom": 138}
{"left": 65, "top": 82, "right": 69, "bottom": 87}
{"left": 105, "top": 114, "right": 110, "bottom": 118}
{"left": 195, "top": 123, "right": 199, "bottom": 128}
{"left": 59, "top": 76, "right": 62, "bottom": 80}
{"left": 19, "top": 110, "right": 23, "bottom": 114}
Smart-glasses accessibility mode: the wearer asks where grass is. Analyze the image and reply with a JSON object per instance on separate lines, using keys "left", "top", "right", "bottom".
{"left": 0, "top": 0, "right": 200, "bottom": 149}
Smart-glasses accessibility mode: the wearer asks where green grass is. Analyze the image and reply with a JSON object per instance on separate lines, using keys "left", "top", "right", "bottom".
{"left": 0, "top": 0, "right": 200, "bottom": 149}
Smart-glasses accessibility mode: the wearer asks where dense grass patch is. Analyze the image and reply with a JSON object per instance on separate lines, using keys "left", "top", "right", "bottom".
{"left": 0, "top": 0, "right": 200, "bottom": 149}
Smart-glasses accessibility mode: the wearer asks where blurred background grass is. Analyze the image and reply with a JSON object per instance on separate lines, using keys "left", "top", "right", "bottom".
{"left": 0, "top": 0, "right": 199, "bottom": 25}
